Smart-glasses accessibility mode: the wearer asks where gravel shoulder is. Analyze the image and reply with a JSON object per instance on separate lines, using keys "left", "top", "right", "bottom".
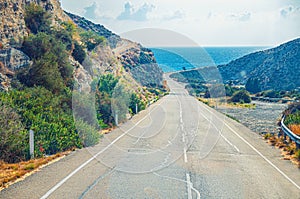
{"left": 217, "top": 101, "right": 288, "bottom": 134}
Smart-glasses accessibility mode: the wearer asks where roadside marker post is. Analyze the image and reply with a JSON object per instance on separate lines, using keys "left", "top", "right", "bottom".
{"left": 29, "top": 130, "right": 34, "bottom": 159}
{"left": 135, "top": 103, "right": 138, "bottom": 114}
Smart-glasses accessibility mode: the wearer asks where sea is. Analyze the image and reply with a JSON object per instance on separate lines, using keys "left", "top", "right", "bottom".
{"left": 150, "top": 47, "right": 269, "bottom": 72}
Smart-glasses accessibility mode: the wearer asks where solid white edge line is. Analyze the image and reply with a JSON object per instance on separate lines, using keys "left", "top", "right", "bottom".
{"left": 198, "top": 106, "right": 240, "bottom": 153}
{"left": 200, "top": 102, "right": 300, "bottom": 191}
{"left": 224, "top": 121, "right": 300, "bottom": 190}
{"left": 40, "top": 100, "right": 165, "bottom": 199}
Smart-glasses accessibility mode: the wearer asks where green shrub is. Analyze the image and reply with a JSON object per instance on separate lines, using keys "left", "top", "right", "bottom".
{"left": 284, "top": 111, "right": 300, "bottom": 126}
{"left": 20, "top": 32, "right": 73, "bottom": 93}
{"left": 0, "top": 87, "right": 82, "bottom": 158}
{"left": 129, "top": 93, "right": 146, "bottom": 114}
{"left": 230, "top": 90, "right": 251, "bottom": 103}
{"left": 0, "top": 103, "right": 28, "bottom": 163}
{"left": 79, "top": 30, "right": 106, "bottom": 51}
{"left": 75, "top": 120, "right": 100, "bottom": 147}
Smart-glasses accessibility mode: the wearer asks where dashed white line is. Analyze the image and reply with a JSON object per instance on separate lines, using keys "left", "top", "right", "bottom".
{"left": 183, "top": 147, "right": 188, "bottom": 163}
{"left": 186, "top": 173, "right": 192, "bottom": 199}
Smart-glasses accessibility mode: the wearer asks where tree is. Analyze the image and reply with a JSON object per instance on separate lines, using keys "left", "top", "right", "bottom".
{"left": 246, "top": 77, "right": 261, "bottom": 94}
{"left": 129, "top": 93, "right": 145, "bottom": 114}
{"left": 28, "top": 53, "right": 65, "bottom": 93}
{"left": 21, "top": 32, "right": 73, "bottom": 93}
{"left": 24, "top": 3, "right": 51, "bottom": 34}
{"left": 96, "top": 74, "right": 120, "bottom": 125}
{"left": 72, "top": 41, "right": 86, "bottom": 64}
{"left": 230, "top": 90, "right": 251, "bottom": 103}
{"left": 80, "top": 31, "right": 106, "bottom": 51}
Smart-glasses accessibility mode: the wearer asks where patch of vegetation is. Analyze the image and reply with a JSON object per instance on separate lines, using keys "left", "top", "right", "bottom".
{"left": 95, "top": 74, "right": 146, "bottom": 126}
{"left": 230, "top": 90, "right": 251, "bottom": 103}
{"left": 79, "top": 30, "right": 106, "bottom": 51}
{"left": 24, "top": 3, "right": 51, "bottom": 34}
{"left": 0, "top": 87, "right": 83, "bottom": 160}
{"left": 0, "top": 102, "right": 27, "bottom": 163}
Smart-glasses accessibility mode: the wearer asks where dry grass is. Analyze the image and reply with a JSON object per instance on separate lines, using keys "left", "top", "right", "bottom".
{"left": 288, "top": 124, "right": 300, "bottom": 136}
{"left": 264, "top": 134, "right": 300, "bottom": 168}
{"left": 0, "top": 152, "right": 69, "bottom": 190}
{"left": 198, "top": 98, "right": 256, "bottom": 109}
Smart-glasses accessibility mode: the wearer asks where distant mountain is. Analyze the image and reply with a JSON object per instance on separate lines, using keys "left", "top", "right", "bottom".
{"left": 219, "top": 38, "right": 300, "bottom": 91}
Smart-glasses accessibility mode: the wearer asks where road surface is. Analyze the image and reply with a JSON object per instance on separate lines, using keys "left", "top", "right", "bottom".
{"left": 1, "top": 76, "right": 300, "bottom": 199}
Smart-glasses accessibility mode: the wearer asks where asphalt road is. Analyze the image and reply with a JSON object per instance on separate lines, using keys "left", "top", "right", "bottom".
{"left": 1, "top": 76, "right": 300, "bottom": 199}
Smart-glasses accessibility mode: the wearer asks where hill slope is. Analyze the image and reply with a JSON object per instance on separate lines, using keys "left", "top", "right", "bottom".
{"left": 219, "top": 38, "right": 300, "bottom": 91}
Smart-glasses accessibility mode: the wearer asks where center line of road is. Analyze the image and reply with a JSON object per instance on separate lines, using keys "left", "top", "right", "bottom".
{"left": 40, "top": 99, "right": 166, "bottom": 199}
{"left": 186, "top": 173, "right": 192, "bottom": 199}
{"left": 184, "top": 147, "right": 188, "bottom": 163}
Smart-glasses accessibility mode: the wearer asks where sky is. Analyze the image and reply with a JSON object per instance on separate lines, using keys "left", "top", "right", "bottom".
{"left": 60, "top": 0, "right": 300, "bottom": 47}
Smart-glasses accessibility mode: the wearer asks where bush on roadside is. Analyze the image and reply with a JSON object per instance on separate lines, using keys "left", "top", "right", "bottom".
{"left": 75, "top": 120, "right": 101, "bottom": 147}
{"left": 230, "top": 90, "right": 251, "bottom": 103}
{"left": 0, "top": 102, "right": 28, "bottom": 163}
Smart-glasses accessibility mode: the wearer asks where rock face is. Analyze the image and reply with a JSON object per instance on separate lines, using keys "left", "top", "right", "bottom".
{"left": 219, "top": 38, "right": 300, "bottom": 91}
{"left": 0, "top": 48, "right": 30, "bottom": 90}
{"left": 0, "top": 0, "right": 69, "bottom": 47}
{"left": 0, "top": 48, "right": 30, "bottom": 71}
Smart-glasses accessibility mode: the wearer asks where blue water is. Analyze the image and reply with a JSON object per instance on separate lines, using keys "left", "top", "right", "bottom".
{"left": 150, "top": 47, "right": 268, "bottom": 72}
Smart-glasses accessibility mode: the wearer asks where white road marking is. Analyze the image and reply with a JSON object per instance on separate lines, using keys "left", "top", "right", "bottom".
{"left": 40, "top": 100, "right": 166, "bottom": 199}
{"left": 153, "top": 172, "right": 201, "bottom": 199}
{"left": 184, "top": 147, "right": 188, "bottom": 163}
{"left": 198, "top": 107, "right": 240, "bottom": 153}
{"left": 191, "top": 186, "right": 201, "bottom": 199}
{"left": 186, "top": 173, "right": 192, "bottom": 199}
{"left": 199, "top": 102, "right": 300, "bottom": 190}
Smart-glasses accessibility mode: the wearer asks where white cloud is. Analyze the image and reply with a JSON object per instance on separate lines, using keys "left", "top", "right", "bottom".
{"left": 117, "top": 2, "right": 155, "bottom": 21}
{"left": 280, "top": 5, "right": 300, "bottom": 18}
{"left": 163, "top": 10, "right": 185, "bottom": 21}
{"left": 232, "top": 12, "right": 251, "bottom": 21}
{"left": 61, "top": 0, "right": 300, "bottom": 46}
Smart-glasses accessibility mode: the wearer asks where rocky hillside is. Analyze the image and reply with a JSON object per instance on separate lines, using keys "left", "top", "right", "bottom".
{"left": 0, "top": 0, "right": 163, "bottom": 91}
{"left": 67, "top": 12, "right": 163, "bottom": 88}
{"left": 0, "top": 0, "right": 70, "bottom": 47}
{"left": 219, "top": 38, "right": 300, "bottom": 91}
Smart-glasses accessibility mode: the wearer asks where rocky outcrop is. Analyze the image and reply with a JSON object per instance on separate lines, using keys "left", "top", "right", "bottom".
{"left": 0, "top": 0, "right": 70, "bottom": 47}
{"left": 0, "top": 48, "right": 30, "bottom": 91}
{"left": 0, "top": 48, "right": 30, "bottom": 71}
